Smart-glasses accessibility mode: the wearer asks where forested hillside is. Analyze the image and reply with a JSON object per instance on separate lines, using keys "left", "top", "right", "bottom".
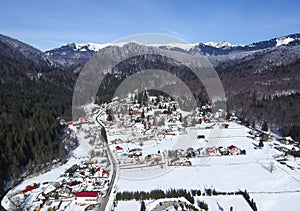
{"left": 219, "top": 55, "right": 300, "bottom": 142}
{"left": 0, "top": 35, "right": 76, "bottom": 196}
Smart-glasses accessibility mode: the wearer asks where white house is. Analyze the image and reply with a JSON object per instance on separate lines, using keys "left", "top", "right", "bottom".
{"left": 76, "top": 191, "right": 100, "bottom": 205}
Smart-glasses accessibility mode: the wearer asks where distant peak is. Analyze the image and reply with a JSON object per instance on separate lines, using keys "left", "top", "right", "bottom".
{"left": 275, "top": 36, "right": 297, "bottom": 47}
{"left": 204, "top": 41, "right": 237, "bottom": 48}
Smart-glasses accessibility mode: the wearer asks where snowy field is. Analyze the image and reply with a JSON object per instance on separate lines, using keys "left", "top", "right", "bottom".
{"left": 114, "top": 200, "right": 145, "bottom": 211}
{"left": 195, "top": 195, "right": 252, "bottom": 211}
{"left": 253, "top": 192, "right": 300, "bottom": 211}
{"left": 114, "top": 195, "right": 252, "bottom": 211}
{"left": 112, "top": 122, "right": 300, "bottom": 210}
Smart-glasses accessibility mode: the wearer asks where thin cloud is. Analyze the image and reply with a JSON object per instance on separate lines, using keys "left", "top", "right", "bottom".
{"left": 43, "top": 39, "right": 66, "bottom": 45}
{"left": 164, "top": 28, "right": 183, "bottom": 39}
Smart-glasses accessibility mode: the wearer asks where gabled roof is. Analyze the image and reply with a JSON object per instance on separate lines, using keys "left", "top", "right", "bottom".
{"left": 76, "top": 191, "right": 99, "bottom": 197}
{"left": 115, "top": 146, "right": 123, "bottom": 150}
{"left": 228, "top": 145, "right": 238, "bottom": 150}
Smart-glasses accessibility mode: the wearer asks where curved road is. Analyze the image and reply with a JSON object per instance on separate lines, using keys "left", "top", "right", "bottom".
{"left": 95, "top": 107, "right": 117, "bottom": 211}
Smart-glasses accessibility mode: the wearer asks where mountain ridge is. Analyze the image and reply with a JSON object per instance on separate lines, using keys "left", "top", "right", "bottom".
{"left": 45, "top": 33, "right": 300, "bottom": 69}
{"left": 0, "top": 34, "right": 52, "bottom": 68}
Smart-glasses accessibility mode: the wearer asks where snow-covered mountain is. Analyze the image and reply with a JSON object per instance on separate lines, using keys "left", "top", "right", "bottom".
{"left": 45, "top": 42, "right": 201, "bottom": 68}
{"left": 204, "top": 41, "right": 237, "bottom": 48}
{"left": 45, "top": 33, "right": 300, "bottom": 69}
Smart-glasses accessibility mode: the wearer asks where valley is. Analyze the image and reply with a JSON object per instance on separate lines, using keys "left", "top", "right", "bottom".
{"left": 2, "top": 94, "right": 300, "bottom": 210}
{"left": 0, "top": 32, "right": 300, "bottom": 210}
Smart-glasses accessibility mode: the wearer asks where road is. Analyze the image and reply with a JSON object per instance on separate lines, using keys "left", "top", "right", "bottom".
{"left": 95, "top": 107, "right": 117, "bottom": 211}
{"left": 99, "top": 142, "right": 117, "bottom": 211}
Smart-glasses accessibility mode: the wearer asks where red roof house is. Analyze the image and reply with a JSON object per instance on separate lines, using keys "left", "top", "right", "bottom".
{"left": 76, "top": 191, "right": 99, "bottom": 198}
{"left": 76, "top": 191, "right": 100, "bottom": 205}
{"left": 207, "top": 147, "right": 217, "bottom": 154}
{"left": 22, "top": 183, "right": 39, "bottom": 194}
{"left": 115, "top": 146, "right": 124, "bottom": 152}
{"left": 102, "top": 169, "right": 109, "bottom": 177}
{"left": 228, "top": 145, "right": 239, "bottom": 153}
{"left": 79, "top": 117, "right": 86, "bottom": 123}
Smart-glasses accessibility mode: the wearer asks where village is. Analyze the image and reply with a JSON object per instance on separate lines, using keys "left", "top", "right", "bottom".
{"left": 102, "top": 92, "right": 300, "bottom": 211}
{"left": 103, "top": 92, "right": 297, "bottom": 171}
{"left": 2, "top": 91, "right": 300, "bottom": 211}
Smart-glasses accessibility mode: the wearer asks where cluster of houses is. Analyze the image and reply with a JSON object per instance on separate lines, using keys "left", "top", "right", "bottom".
{"left": 5, "top": 105, "right": 116, "bottom": 211}
{"left": 104, "top": 93, "right": 242, "bottom": 169}
{"left": 167, "top": 145, "right": 246, "bottom": 166}
{"left": 18, "top": 159, "right": 111, "bottom": 210}
{"left": 113, "top": 142, "right": 246, "bottom": 167}
{"left": 114, "top": 145, "right": 164, "bottom": 166}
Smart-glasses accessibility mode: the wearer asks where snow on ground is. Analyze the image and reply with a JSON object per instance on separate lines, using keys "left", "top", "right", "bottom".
{"left": 114, "top": 200, "right": 145, "bottom": 211}
{"left": 276, "top": 37, "right": 295, "bottom": 47}
{"left": 114, "top": 198, "right": 192, "bottom": 211}
{"left": 146, "top": 197, "right": 193, "bottom": 211}
{"left": 195, "top": 195, "right": 252, "bottom": 211}
{"left": 117, "top": 161, "right": 300, "bottom": 193}
{"left": 114, "top": 195, "right": 251, "bottom": 211}
{"left": 252, "top": 192, "right": 300, "bottom": 211}
{"left": 113, "top": 121, "right": 300, "bottom": 210}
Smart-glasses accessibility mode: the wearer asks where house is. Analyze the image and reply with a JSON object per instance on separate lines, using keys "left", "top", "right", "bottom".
{"left": 129, "top": 148, "right": 142, "bottom": 153}
{"left": 115, "top": 146, "right": 124, "bottom": 153}
{"left": 207, "top": 147, "right": 217, "bottom": 155}
{"left": 222, "top": 123, "right": 229, "bottom": 128}
{"left": 145, "top": 154, "right": 162, "bottom": 164}
{"left": 203, "top": 116, "right": 210, "bottom": 122}
{"left": 184, "top": 160, "right": 192, "bottom": 166}
{"left": 102, "top": 169, "right": 109, "bottom": 177}
{"left": 283, "top": 136, "right": 294, "bottom": 145}
{"left": 228, "top": 145, "right": 239, "bottom": 154}
{"left": 95, "top": 167, "right": 109, "bottom": 178}
{"left": 197, "top": 135, "right": 205, "bottom": 139}
{"left": 165, "top": 132, "right": 176, "bottom": 136}
{"left": 170, "top": 158, "right": 183, "bottom": 166}
{"left": 218, "top": 146, "right": 229, "bottom": 155}
{"left": 22, "top": 183, "right": 39, "bottom": 194}
{"left": 79, "top": 117, "right": 86, "bottom": 123}
{"left": 76, "top": 191, "right": 100, "bottom": 205}
{"left": 262, "top": 133, "right": 269, "bottom": 141}
{"left": 114, "top": 138, "right": 123, "bottom": 144}
{"left": 157, "top": 131, "right": 166, "bottom": 136}
{"left": 43, "top": 184, "right": 56, "bottom": 195}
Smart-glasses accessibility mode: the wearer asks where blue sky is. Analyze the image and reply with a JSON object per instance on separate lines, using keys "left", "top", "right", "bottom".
{"left": 1, "top": 0, "right": 299, "bottom": 51}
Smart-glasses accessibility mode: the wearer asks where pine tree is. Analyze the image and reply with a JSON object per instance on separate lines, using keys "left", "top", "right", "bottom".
{"left": 262, "top": 121, "right": 268, "bottom": 132}
{"left": 141, "top": 110, "right": 145, "bottom": 119}
{"left": 107, "top": 114, "right": 113, "bottom": 121}
{"left": 179, "top": 113, "right": 183, "bottom": 122}
{"left": 252, "top": 121, "right": 255, "bottom": 129}
{"left": 258, "top": 139, "right": 264, "bottom": 148}
{"left": 226, "top": 111, "right": 231, "bottom": 120}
